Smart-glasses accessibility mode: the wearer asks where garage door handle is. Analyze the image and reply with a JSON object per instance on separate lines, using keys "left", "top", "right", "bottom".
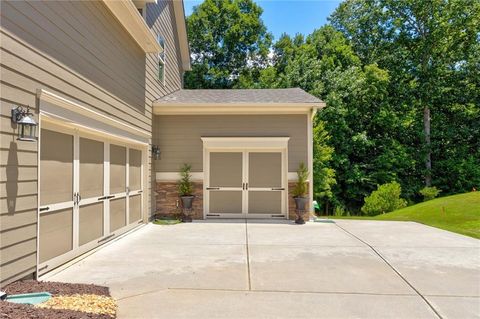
{"left": 206, "top": 187, "right": 220, "bottom": 190}
{"left": 39, "top": 206, "right": 50, "bottom": 212}
{"left": 98, "top": 233, "right": 115, "bottom": 243}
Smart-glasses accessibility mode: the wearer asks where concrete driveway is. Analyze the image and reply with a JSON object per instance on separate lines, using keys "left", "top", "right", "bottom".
{"left": 46, "top": 219, "right": 480, "bottom": 319}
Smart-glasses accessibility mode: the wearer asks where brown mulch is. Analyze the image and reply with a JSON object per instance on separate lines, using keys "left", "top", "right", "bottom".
{"left": 0, "top": 280, "right": 114, "bottom": 319}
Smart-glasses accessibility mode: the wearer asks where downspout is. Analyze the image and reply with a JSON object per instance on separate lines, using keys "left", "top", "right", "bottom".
{"left": 307, "top": 106, "right": 318, "bottom": 218}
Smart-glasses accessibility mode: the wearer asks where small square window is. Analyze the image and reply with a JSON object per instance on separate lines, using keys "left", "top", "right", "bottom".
{"left": 157, "top": 35, "right": 165, "bottom": 85}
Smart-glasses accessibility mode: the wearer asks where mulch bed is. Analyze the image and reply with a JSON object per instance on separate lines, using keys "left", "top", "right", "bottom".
{"left": 0, "top": 280, "right": 114, "bottom": 319}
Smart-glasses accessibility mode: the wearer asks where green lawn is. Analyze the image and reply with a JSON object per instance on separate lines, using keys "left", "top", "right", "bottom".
{"left": 331, "top": 192, "right": 480, "bottom": 239}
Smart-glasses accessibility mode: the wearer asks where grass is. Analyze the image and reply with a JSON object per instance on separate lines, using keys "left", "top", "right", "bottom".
{"left": 330, "top": 192, "right": 480, "bottom": 239}
{"left": 152, "top": 217, "right": 182, "bottom": 225}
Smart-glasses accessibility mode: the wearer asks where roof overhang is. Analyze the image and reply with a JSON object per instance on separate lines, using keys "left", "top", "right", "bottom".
{"left": 102, "top": 0, "right": 162, "bottom": 53}
{"left": 171, "top": 1, "right": 191, "bottom": 71}
{"left": 153, "top": 102, "right": 325, "bottom": 115}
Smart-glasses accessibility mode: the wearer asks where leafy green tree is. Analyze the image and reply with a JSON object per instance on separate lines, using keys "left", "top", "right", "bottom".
{"left": 312, "top": 119, "right": 336, "bottom": 212}
{"left": 184, "top": 0, "right": 272, "bottom": 88}
{"left": 185, "top": 0, "right": 479, "bottom": 212}
{"left": 331, "top": 0, "right": 480, "bottom": 187}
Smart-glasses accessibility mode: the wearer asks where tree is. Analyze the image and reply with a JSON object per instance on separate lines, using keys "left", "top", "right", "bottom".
{"left": 312, "top": 119, "right": 336, "bottom": 213}
{"left": 331, "top": 0, "right": 480, "bottom": 186}
{"left": 184, "top": 0, "right": 272, "bottom": 88}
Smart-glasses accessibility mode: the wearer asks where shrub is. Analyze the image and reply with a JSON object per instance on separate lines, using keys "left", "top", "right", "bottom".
{"left": 334, "top": 205, "right": 350, "bottom": 216}
{"left": 178, "top": 163, "right": 193, "bottom": 196}
{"left": 419, "top": 186, "right": 441, "bottom": 201}
{"left": 292, "top": 163, "right": 309, "bottom": 198}
{"left": 361, "top": 182, "right": 407, "bottom": 216}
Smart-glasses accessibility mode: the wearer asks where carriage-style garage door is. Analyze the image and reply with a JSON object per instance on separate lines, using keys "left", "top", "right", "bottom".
{"left": 38, "top": 121, "right": 144, "bottom": 275}
{"left": 203, "top": 137, "right": 289, "bottom": 219}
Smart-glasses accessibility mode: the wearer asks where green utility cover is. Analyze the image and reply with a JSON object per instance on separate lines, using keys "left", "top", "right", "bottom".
{"left": 6, "top": 292, "right": 52, "bottom": 305}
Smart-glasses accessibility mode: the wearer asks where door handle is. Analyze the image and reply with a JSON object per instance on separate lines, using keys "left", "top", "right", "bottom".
{"left": 206, "top": 187, "right": 220, "bottom": 190}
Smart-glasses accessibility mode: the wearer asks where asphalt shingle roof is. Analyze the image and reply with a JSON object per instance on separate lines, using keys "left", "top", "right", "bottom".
{"left": 156, "top": 88, "right": 323, "bottom": 104}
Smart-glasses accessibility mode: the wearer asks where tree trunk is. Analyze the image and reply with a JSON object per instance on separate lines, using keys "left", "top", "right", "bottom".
{"left": 424, "top": 105, "right": 432, "bottom": 186}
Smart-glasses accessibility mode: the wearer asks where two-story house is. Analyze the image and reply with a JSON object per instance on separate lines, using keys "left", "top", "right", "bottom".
{"left": 0, "top": 0, "right": 323, "bottom": 287}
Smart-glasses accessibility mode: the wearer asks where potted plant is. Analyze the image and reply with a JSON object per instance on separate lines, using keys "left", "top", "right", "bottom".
{"left": 292, "top": 163, "right": 309, "bottom": 224}
{"left": 178, "top": 163, "right": 194, "bottom": 222}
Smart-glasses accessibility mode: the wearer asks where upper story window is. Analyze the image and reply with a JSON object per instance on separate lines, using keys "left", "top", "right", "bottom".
{"left": 133, "top": 1, "right": 146, "bottom": 20}
{"left": 157, "top": 35, "right": 166, "bottom": 85}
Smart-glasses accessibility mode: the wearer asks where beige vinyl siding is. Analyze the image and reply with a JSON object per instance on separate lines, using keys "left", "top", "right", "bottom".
{"left": 144, "top": 1, "right": 184, "bottom": 215}
{"left": 153, "top": 115, "right": 308, "bottom": 173}
{"left": 0, "top": 0, "right": 153, "bottom": 286}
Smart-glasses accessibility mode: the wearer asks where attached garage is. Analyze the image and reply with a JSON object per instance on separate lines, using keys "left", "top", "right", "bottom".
{"left": 153, "top": 88, "right": 324, "bottom": 220}
{"left": 37, "top": 90, "right": 149, "bottom": 276}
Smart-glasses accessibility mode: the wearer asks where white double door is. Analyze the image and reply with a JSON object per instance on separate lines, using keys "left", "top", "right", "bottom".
{"left": 205, "top": 150, "right": 287, "bottom": 218}
{"left": 38, "top": 122, "right": 143, "bottom": 275}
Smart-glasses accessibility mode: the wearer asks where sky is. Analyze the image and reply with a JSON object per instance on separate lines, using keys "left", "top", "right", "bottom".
{"left": 183, "top": 0, "right": 343, "bottom": 41}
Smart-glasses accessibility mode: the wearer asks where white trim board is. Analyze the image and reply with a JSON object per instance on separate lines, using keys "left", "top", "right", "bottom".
{"left": 156, "top": 172, "right": 204, "bottom": 182}
{"left": 154, "top": 103, "right": 322, "bottom": 115}
{"left": 38, "top": 89, "right": 150, "bottom": 144}
{"left": 101, "top": 0, "right": 162, "bottom": 53}
{"left": 201, "top": 137, "right": 290, "bottom": 149}
{"left": 155, "top": 171, "right": 299, "bottom": 181}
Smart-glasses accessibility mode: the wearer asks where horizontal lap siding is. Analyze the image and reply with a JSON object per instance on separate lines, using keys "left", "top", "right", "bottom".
{"left": 145, "top": 1, "right": 184, "bottom": 216}
{"left": 0, "top": 0, "right": 152, "bottom": 286}
{"left": 153, "top": 115, "right": 308, "bottom": 173}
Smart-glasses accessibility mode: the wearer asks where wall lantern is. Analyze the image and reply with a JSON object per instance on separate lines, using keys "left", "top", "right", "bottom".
{"left": 11, "top": 106, "right": 37, "bottom": 142}
{"left": 152, "top": 145, "right": 161, "bottom": 160}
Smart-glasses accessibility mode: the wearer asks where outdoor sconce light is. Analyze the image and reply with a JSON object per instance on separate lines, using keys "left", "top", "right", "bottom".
{"left": 11, "top": 106, "right": 37, "bottom": 142}
{"left": 152, "top": 145, "right": 161, "bottom": 160}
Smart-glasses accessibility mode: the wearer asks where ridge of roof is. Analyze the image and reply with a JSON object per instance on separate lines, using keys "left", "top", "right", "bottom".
{"left": 156, "top": 88, "right": 323, "bottom": 104}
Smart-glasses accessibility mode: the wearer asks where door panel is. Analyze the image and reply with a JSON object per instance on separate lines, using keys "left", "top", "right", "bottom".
{"left": 248, "top": 191, "right": 282, "bottom": 214}
{"left": 129, "top": 194, "right": 142, "bottom": 222}
{"left": 129, "top": 149, "right": 142, "bottom": 191}
{"left": 209, "top": 191, "right": 243, "bottom": 214}
{"left": 79, "top": 202, "right": 104, "bottom": 246}
{"left": 39, "top": 122, "right": 144, "bottom": 275}
{"left": 248, "top": 152, "right": 282, "bottom": 188}
{"left": 39, "top": 208, "right": 73, "bottom": 263}
{"left": 110, "top": 144, "right": 126, "bottom": 195}
{"left": 210, "top": 152, "right": 243, "bottom": 187}
{"left": 79, "top": 137, "right": 104, "bottom": 198}
{"left": 110, "top": 197, "right": 126, "bottom": 232}
{"left": 206, "top": 150, "right": 285, "bottom": 218}
{"left": 40, "top": 129, "right": 73, "bottom": 206}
